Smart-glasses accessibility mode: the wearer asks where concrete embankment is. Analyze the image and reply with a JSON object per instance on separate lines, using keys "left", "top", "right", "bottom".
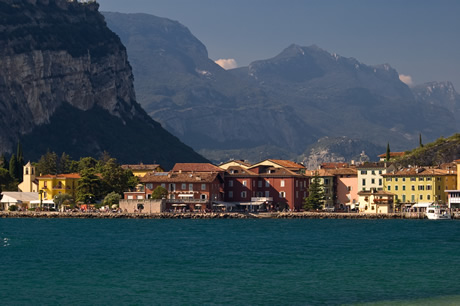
{"left": 2, "top": 211, "right": 458, "bottom": 219}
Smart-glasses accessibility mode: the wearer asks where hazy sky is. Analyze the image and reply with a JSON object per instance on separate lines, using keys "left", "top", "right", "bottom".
{"left": 97, "top": 0, "right": 460, "bottom": 90}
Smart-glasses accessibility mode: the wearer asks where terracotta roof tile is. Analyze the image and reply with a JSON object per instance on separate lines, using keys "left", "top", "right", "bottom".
{"left": 140, "top": 172, "right": 221, "bottom": 183}
{"left": 37, "top": 173, "right": 81, "bottom": 179}
{"left": 172, "top": 163, "right": 223, "bottom": 173}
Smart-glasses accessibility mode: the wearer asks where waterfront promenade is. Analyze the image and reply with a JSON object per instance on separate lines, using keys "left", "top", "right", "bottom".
{"left": 1, "top": 211, "right": 459, "bottom": 219}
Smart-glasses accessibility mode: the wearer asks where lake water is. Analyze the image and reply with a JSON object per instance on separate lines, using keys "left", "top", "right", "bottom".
{"left": 1, "top": 218, "right": 459, "bottom": 305}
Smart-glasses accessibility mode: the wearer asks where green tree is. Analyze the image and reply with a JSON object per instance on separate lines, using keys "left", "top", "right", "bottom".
{"left": 9, "top": 154, "right": 18, "bottom": 181}
{"left": 386, "top": 142, "right": 391, "bottom": 161}
{"left": 76, "top": 168, "right": 102, "bottom": 203}
{"left": 151, "top": 186, "right": 168, "bottom": 200}
{"left": 0, "top": 168, "right": 15, "bottom": 191}
{"left": 0, "top": 153, "right": 8, "bottom": 170}
{"left": 58, "top": 152, "right": 73, "bottom": 174}
{"left": 419, "top": 133, "right": 424, "bottom": 148}
{"left": 303, "top": 171, "right": 325, "bottom": 211}
{"left": 103, "top": 191, "right": 121, "bottom": 207}
{"left": 78, "top": 157, "right": 98, "bottom": 173}
{"left": 100, "top": 158, "right": 127, "bottom": 195}
{"left": 16, "top": 141, "right": 24, "bottom": 181}
{"left": 53, "top": 193, "right": 74, "bottom": 211}
{"left": 36, "top": 151, "right": 58, "bottom": 175}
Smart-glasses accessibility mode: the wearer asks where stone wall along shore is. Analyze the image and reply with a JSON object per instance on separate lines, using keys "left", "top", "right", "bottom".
{"left": 2, "top": 211, "right": 458, "bottom": 219}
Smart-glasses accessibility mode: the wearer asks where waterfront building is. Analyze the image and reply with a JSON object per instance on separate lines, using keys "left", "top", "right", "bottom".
{"left": 306, "top": 169, "right": 335, "bottom": 210}
{"left": 37, "top": 173, "right": 80, "bottom": 201}
{"left": 121, "top": 163, "right": 164, "bottom": 177}
{"left": 140, "top": 166, "right": 224, "bottom": 211}
{"left": 357, "top": 189, "right": 395, "bottom": 213}
{"left": 18, "top": 162, "right": 38, "bottom": 192}
{"left": 382, "top": 166, "right": 457, "bottom": 206}
{"left": 0, "top": 192, "right": 38, "bottom": 211}
{"left": 223, "top": 162, "right": 308, "bottom": 211}
{"left": 357, "top": 162, "right": 393, "bottom": 192}
{"left": 326, "top": 167, "right": 358, "bottom": 210}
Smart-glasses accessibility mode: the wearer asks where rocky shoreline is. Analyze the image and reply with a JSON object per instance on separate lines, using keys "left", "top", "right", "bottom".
{"left": 2, "top": 211, "right": 458, "bottom": 219}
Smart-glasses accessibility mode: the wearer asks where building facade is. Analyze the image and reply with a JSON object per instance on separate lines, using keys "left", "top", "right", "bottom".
{"left": 37, "top": 173, "right": 81, "bottom": 200}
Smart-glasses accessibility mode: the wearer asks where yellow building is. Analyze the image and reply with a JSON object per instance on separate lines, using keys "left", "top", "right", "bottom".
{"left": 18, "top": 162, "right": 38, "bottom": 192}
{"left": 357, "top": 189, "right": 394, "bottom": 213}
{"left": 37, "top": 173, "right": 81, "bottom": 200}
{"left": 383, "top": 167, "right": 456, "bottom": 204}
{"left": 121, "top": 164, "right": 164, "bottom": 177}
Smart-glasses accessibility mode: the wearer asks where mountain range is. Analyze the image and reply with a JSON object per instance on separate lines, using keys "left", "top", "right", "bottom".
{"left": 103, "top": 12, "right": 460, "bottom": 165}
{"left": 0, "top": 0, "right": 207, "bottom": 169}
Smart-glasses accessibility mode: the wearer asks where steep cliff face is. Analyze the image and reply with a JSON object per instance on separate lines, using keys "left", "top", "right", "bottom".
{"left": 0, "top": 0, "right": 207, "bottom": 167}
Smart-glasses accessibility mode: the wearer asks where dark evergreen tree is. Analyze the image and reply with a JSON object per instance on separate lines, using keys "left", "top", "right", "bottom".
{"left": 78, "top": 157, "right": 98, "bottom": 173}
{"left": 36, "top": 151, "right": 58, "bottom": 175}
{"left": 9, "top": 154, "right": 18, "bottom": 181}
{"left": 303, "top": 171, "right": 325, "bottom": 211}
{"left": 16, "top": 142, "right": 24, "bottom": 182}
{"left": 58, "top": 152, "right": 72, "bottom": 174}
{"left": 386, "top": 142, "right": 391, "bottom": 161}
{"left": 419, "top": 134, "right": 424, "bottom": 148}
{"left": 76, "top": 167, "right": 103, "bottom": 203}
{"left": 1, "top": 153, "right": 8, "bottom": 170}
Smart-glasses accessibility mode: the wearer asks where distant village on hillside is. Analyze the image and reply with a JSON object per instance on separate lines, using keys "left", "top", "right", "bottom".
{"left": 2, "top": 151, "right": 460, "bottom": 216}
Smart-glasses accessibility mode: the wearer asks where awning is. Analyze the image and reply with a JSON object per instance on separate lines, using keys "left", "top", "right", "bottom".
{"left": 195, "top": 204, "right": 202, "bottom": 207}
{"left": 178, "top": 194, "right": 194, "bottom": 198}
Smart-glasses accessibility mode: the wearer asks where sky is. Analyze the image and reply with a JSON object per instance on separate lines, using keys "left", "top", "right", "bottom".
{"left": 97, "top": 0, "right": 460, "bottom": 90}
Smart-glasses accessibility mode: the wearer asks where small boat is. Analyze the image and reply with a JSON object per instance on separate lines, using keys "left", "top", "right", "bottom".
{"left": 426, "top": 203, "right": 451, "bottom": 220}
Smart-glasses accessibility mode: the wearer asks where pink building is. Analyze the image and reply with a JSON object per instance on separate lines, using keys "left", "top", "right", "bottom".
{"left": 328, "top": 167, "right": 358, "bottom": 210}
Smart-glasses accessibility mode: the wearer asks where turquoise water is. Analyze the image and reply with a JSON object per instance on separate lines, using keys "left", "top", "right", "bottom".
{"left": 1, "top": 219, "right": 459, "bottom": 305}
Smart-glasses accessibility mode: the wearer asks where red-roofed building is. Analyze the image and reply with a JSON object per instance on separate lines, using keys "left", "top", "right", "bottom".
{"left": 37, "top": 173, "right": 81, "bottom": 201}
{"left": 222, "top": 162, "right": 309, "bottom": 211}
{"left": 171, "top": 163, "right": 224, "bottom": 173}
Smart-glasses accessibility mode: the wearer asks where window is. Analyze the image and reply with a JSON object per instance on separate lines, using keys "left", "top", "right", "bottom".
{"left": 265, "top": 191, "right": 270, "bottom": 198}
{"left": 395, "top": 186, "right": 398, "bottom": 191}
{"left": 395, "top": 178, "right": 398, "bottom": 182}
{"left": 296, "top": 180, "right": 298, "bottom": 188}
{"left": 228, "top": 191, "right": 233, "bottom": 198}
{"left": 324, "top": 178, "right": 330, "bottom": 185}
{"left": 201, "top": 194, "right": 207, "bottom": 200}
{"left": 182, "top": 183, "right": 186, "bottom": 190}
{"left": 161, "top": 183, "right": 166, "bottom": 188}
{"left": 242, "top": 180, "right": 247, "bottom": 187}
{"left": 146, "top": 183, "right": 153, "bottom": 190}
{"left": 402, "top": 178, "right": 406, "bottom": 182}
{"left": 418, "top": 185, "right": 425, "bottom": 191}
{"left": 387, "top": 186, "right": 391, "bottom": 191}
{"left": 362, "top": 179, "right": 366, "bottom": 186}
{"left": 402, "top": 195, "right": 406, "bottom": 202}
{"left": 411, "top": 195, "right": 415, "bottom": 202}
{"left": 426, "top": 177, "right": 432, "bottom": 181}
{"left": 379, "top": 170, "right": 382, "bottom": 175}
{"left": 279, "top": 191, "right": 286, "bottom": 198}
{"left": 228, "top": 180, "right": 233, "bottom": 187}
{"left": 25, "top": 168, "right": 29, "bottom": 175}
{"left": 410, "top": 177, "right": 416, "bottom": 181}
{"left": 258, "top": 180, "right": 262, "bottom": 188}
{"left": 281, "top": 180, "right": 285, "bottom": 187}
{"left": 201, "top": 184, "right": 206, "bottom": 190}
{"left": 371, "top": 170, "right": 375, "bottom": 175}
{"left": 419, "top": 177, "right": 424, "bottom": 181}
{"left": 426, "top": 185, "right": 432, "bottom": 190}
{"left": 371, "top": 179, "right": 375, "bottom": 184}
{"left": 347, "top": 186, "right": 352, "bottom": 192}
{"left": 128, "top": 195, "right": 133, "bottom": 199}
{"left": 411, "top": 185, "right": 415, "bottom": 191}
{"left": 44, "top": 181, "right": 47, "bottom": 188}
{"left": 378, "top": 179, "right": 382, "bottom": 186}
{"left": 386, "top": 178, "right": 392, "bottom": 182}
{"left": 137, "top": 195, "right": 144, "bottom": 199}
{"left": 241, "top": 191, "right": 247, "bottom": 198}
{"left": 427, "top": 195, "right": 431, "bottom": 200}
{"left": 361, "top": 170, "right": 367, "bottom": 175}
{"left": 189, "top": 184, "right": 193, "bottom": 191}
{"left": 402, "top": 186, "right": 406, "bottom": 191}
{"left": 419, "top": 195, "right": 423, "bottom": 200}
{"left": 265, "top": 180, "right": 270, "bottom": 187}
{"left": 169, "top": 183, "right": 176, "bottom": 191}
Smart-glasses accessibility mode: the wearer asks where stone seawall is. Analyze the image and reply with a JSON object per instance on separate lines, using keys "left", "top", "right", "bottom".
{"left": 2, "top": 211, "right": 459, "bottom": 219}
